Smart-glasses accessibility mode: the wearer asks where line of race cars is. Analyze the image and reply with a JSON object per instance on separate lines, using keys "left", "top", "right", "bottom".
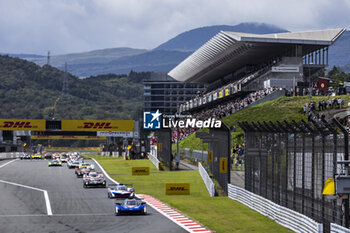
{"left": 42, "top": 152, "right": 147, "bottom": 215}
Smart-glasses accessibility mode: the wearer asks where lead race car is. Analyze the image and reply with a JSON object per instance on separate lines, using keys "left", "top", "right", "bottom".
{"left": 107, "top": 184, "right": 135, "bottom": 199}
{"left": 83, "top": 171, "right": 106, "bottom": 188}
{"left": 115, "top": 197, "right": 147, "bottom": 215}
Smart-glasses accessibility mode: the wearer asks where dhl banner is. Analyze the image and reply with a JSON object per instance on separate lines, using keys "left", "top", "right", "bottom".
{"left": 0, "top": 119, "right": 46, "bottom": 131}
{"left": 61, "top": 120, "right": 134, "bottom": 132}
{"left": 165, "top": 183, "right": 190, "bottom": 195}
{"left": 208, "top": 151, "right": 213, "bottom": 162}
{"left": 220, "top": 158, "right": 228, "bottom": 173}
{"left": 132, "top": 167, "right": 150, "bottom": 175}
{"left": 31, "top": 135, "right": 106, "bottom": 140}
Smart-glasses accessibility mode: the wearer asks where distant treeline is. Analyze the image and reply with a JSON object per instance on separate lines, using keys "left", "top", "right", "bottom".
{"left": 0, "top": 55, "right": 149, "bottom": 120}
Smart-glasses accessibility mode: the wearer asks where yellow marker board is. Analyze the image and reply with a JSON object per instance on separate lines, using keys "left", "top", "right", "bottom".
{"left": 0, "top": 119, "right": 46, "bottom": 131}
{"left": 208, "top": 151, "right": 213, "bottom": 162}
{"left": 132, "top": 167, "right": 150, "bottom": 175}
{"left": 165, "top": 183, "right": 190, "bottom": 195}
{"left": 218, "top": 91, "right": 223, "bottom": 98}
{"left": 158, "top": 143, "right": 163, "bottom": 152}
{"left": 220, "top": 158, "right": 228, "bottom": 173}
{"left": 225, "top": 89, "right": 230, "bottom": 96}
{"left": 322, "top": 177, "right": 336, "bottom": 195}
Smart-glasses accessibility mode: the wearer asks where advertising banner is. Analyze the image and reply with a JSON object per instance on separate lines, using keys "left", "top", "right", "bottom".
{"left": 61, "top": 120, "right": 134, "bottom": 132}
{"left": 132, "top": 167, "right": 150, "bottom": 175}
{"left": 165, "top": 183, "right": 190, "bottom": 195}
{"left": 0, "top": 119, "right": 45, "bottom": 131}
{"left": 97, "top": 131, "right": 133, "bottom": 137}
{"left": 31, "top": 135, "right": 106, "bottom": 140}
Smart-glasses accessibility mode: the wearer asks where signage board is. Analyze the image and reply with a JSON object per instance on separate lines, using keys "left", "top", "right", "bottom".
{"left": 165, "top": 183, "right": 190, "bottom": 195}
{"left": 0, "top": 119, "right": 45, "bottom": 131}
{"left": 132, "top": 167, "right": 150, "bottom": 175}
{"left": 61, "top": 120, "right": 134, "bottom": 132}
{"left": 31, "top": 135, "right": 106, "bottom": 140}
{"left": 97, "top": 131, "right": 133, "bottom": 137}
{"left": 220, "top": 158, "right": 228, "bottom": 173}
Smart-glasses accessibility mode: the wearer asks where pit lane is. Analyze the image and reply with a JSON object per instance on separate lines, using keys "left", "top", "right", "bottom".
{"left": 0, "top": 159, "right": 187, "bottom": 233}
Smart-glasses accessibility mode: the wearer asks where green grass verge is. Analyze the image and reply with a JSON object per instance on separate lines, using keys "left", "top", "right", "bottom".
{"left": 177, "top": 95, "right": 350, "bottom": 151}
{"left": 92, "top": 155, "right": 292, "bottom": 233}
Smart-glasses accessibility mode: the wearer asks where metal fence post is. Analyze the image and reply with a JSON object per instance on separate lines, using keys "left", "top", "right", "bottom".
{"left": 333, "top": 119, "right": 349, "bottom": 228}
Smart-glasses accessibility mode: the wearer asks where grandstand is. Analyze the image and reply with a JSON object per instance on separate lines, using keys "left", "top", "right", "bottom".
{"left": 168, "top": 29, "right": 346, "bottom": 115}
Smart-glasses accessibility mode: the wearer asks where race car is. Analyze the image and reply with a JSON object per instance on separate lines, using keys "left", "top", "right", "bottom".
{"left": 67, "top": 159, "right": 83, "bottom": 169}
{"left": 31, "top": 153, "right": 43, "bottom": 159}
{"left": 20, "top": 153, "right": 31, "bottom": 160}
{"left": 44, "top": 153, "right": 52, "bottom": 160}
{"left": 59, "top": 154, "right": 69, "bottom": 163}
{"left": 115, "top": 198, "right": 147, "bottom": 215}
{"left": 83, "top": 171, "right": 106, "bottom": 188}
{"left": 75, "top": 162, "right": 94, "bottom": 177}
{"left": 48, "top": 159, "right": 62, "bottom": 167}
{"left": 107, "top": 184, "right": 135, "bottom": 199}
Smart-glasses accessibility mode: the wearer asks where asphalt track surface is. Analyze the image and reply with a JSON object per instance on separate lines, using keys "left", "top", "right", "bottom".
{"left": 0, "top": 159, "right": 187, "bottom": 233}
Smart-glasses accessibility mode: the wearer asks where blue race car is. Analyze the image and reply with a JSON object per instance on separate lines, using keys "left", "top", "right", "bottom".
{"left": 115, "top": 198, "right": 147, "bottom": 215}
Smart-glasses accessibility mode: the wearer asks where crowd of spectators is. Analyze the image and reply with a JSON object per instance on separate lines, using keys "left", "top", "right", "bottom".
{"left": 171, "top": 87, "right": 280, "bottom": 142}
{"left": 231, "top": 144, "right": 244, "bottom": 170}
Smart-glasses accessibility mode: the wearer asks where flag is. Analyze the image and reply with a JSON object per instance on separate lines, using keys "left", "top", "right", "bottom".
{"left": 317, "top": 77, "right": 329, "bottom": 92}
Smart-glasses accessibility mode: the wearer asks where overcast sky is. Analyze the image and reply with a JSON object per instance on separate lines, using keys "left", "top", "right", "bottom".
{"left": 0, "top": 0, "right": 349, "bottom": 55}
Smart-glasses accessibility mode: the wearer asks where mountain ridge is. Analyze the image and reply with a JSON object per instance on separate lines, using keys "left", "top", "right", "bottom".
{"left": 2, "top": 23, "right": 349, "bottom": 76}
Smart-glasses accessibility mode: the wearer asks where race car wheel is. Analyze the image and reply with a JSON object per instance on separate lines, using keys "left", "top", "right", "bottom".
{"left": 115, "top": 208, "right": 120, "bottom": 216}
{"left": 83, "top": 183, "right": 87, "bottom": 188}
{"left": 142, "top": 206, "right": 147, "bottom": 215}
{"left": 108, "top": 193, "right": 111, "bottom": 199}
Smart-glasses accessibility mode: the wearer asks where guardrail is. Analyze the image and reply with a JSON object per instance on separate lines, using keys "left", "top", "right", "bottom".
{"left": 331, "top": 223, "right": 350, "bottom": 233}
{"left": 228, "top": 184, "right": 323, "bottom": 233}
{"left": 0, "top": 152, "right": 20, "bottom": 160}
{"left": 198, "top": 162, "right": 215, "bottom": 197}
{"left": 184, "top": 148, "right": 191, "bottom": 159}
{"left": 184, "top": 148, "right": 208, "bottom": 163}
{"left": 149, "top": 146, "right": 161, "bottom": 170}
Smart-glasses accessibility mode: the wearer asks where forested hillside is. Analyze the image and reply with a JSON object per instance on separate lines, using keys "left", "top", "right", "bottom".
{"left": 0, "top": 55, "right": 146, "bottom": 120}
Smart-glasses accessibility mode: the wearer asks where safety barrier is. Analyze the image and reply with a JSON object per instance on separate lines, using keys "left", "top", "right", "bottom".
{"left": 184, "top": 148, "right": 191, "bottom": 159}
{"left": 149, "top": 146, "right": 161, "bottom": 170}
{"left": 198, "top": 162, "right": 215, "bottom": 197}
{"left": 0, "top": 152, "right": 20, "bottom": 160}
{"left": 184, "top": 148, "right": 208, "bottom": 162}
{"left": 228, "top": 184, "right": 323, "bottom": 233}
{"left": 331, "top": 223, "right": 350, "bottom": 233}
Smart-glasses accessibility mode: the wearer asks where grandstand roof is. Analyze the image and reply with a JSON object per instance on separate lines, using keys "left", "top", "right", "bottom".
{"left": 168, "top": 28, "right": 346, "bottom": 83}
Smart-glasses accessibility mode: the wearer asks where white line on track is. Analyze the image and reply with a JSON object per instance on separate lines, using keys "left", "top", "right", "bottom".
{"left": 91, "top": 158, "right": 119, "bottom": 185}
{"left": 0, "top": 159, "right": 18, "bottom": 168}
{"left": 0, "top": 179, "right": 53, "bottom": 216}
{"left": 0, "top": 213, "right": 110, "bottom": 217}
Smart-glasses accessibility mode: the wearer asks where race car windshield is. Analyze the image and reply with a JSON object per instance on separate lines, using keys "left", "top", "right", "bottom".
{"left": 117, "top": 186, "right": 126, "bottom": 190}
{"left": 126, "top": 200, "right": 136, "bottom": 205}
{"left": 90, "top": 173, "right": 97, "bottom": 177}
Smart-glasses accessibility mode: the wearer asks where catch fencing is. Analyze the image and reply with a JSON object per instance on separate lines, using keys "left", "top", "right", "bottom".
{"left": 199, "top": 162, "right": 215, "bottom": 197}
{"left": 183, "top": 149, "right": 208, "bottom": 163}
{"left": 238, "top": 119, "right": 348, "bottom": 232}
{"left": 228, "top": 184, "right": 323, "bottom": 233}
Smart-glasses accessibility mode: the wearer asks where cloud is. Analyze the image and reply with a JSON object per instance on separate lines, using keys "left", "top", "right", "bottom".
{"left": 0, "top": 0, "right": 349, "bottom": 54}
